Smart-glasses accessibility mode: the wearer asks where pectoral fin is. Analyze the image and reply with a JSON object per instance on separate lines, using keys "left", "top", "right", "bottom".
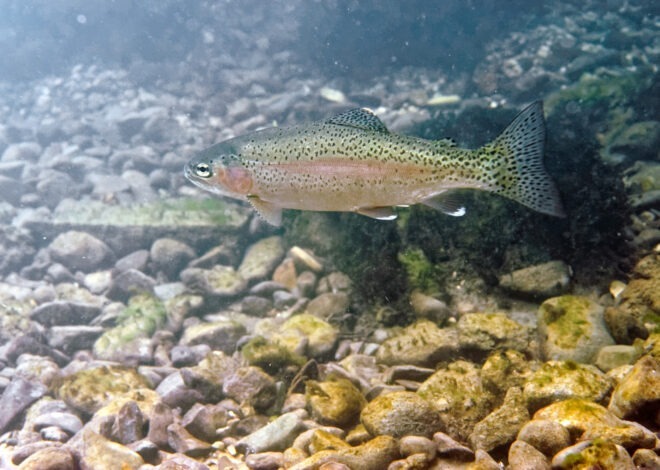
{"left": 422, "top": 192, "right": 466, "bottom": 217}
{"left": 247, "top": 195, "right": 283, "bottom": 226}
{"left": 357, "top": 206, "right": 397, "bottom": 220}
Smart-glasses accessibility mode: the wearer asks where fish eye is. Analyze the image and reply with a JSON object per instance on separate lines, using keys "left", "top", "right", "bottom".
{"left": 194, "top": 162, "right": 212, "bottom": 178}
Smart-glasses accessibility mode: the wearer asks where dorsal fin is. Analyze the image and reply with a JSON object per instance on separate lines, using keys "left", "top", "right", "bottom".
{"left": 325, "top": 108, "right": 389, "bottom": 133}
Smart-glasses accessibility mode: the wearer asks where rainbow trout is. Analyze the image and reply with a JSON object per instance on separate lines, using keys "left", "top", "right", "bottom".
{"left": 185, "top": 102, "right": 564, "bottom": 225}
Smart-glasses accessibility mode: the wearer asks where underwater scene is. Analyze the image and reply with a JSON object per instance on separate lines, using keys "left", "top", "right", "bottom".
{"left": 0, "top": 1, "right": 659, "bottom": 469}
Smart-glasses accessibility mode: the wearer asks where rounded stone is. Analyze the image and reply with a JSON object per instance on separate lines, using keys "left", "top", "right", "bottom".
{"left": 15, "top": 446, "right": 75, "bottom": 470}
{"left": 457, "top": 312, "right": 532, "bottom": 354}
{"left": 538, "top": 295, "right": 615, "bottom": 363}
{"left": 399, "top": 435, "right": 437, "bottom": 461}
{"left": 498, "top": 260, "right": 571, "bottom": 298}
{"left": 49, "top": 231, "right": 115, "bottom": 273}
{"left": 238, "top": 236, "right": 285, "bottom": 283}
{"left": 180, "top": 320, "right": 247, "bottom": 354}
{"left": 551, "top": 440, "right": 634, "bottom": 470}
{"left": 180, "top": 265, "right": 247, "bottom": 297}
{"left": 150, "top": 238, "right": 196, "bottom": 280}
{"left": 508, "top": 440, "right": 551, "bottom": 470}
{"left": 608, "top": 354, "right": 660, "bottom": 419}
{"left": 306, "top": 379, "right": 366, "bottom": 427}
{"left": 516, "top": 419, "right": 571, "bottom": 457}
{"left": 523, "top": 360, "right": 613, "bottom": 412}
{"left": 360, "top": 391, "right": 442, "bottom": 438}
{"left": 376, "top": 320, "right": 459, "bottom": 367}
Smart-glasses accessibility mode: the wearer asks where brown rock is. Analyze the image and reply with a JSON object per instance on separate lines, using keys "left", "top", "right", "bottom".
{"left": 508, "top": 440, "right": 551, "bottom": 470}
{"left": 360, "top": 391, "right": 442, "bottom": 439}
{"left": 16, "top": 447, "right": 74, "bottom": 470}
{"left": 516, "top": 419, "right": 571, "bottom": 458}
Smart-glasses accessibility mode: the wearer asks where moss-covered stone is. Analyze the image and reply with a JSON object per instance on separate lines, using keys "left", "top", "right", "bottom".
{"left": 290, "top": 435, "right": 399, "bottom": 470}
{"left": 93, "top": 294, "right": 168, "bottom": 362}
{"left": 57, "top": 365, "right": 150, "bottom": 415}
{"left": 480, "top": 349, "right": 536, "bottom": 398}
{"left": 397, "top": 247, "right": 439, "bottom": 294}
{"left": 605, "top": 253, "right": 660, "bottom": 344}
{"left": 545, "top": 70, "right": 646, "bottom": 115}
{"left": 278, "top": 313, "right": 339, "bottom": 358}
{"left": 533, "top": 398, "right": 656, "bottom": 450}
{"left": 360, "top": 391, "right": 442, "bottom": 438}
{"left": 180, "top": 265, "right": 248, "bottom": 297}
{"left": 458, "top": 312, "right": 533, "bottom": 355}
{"left": 538, "top": 296, "right": 614, "bottom": 363}
{"left": 417, "top": 360, "right": 496, "bottom": 441}
{"left": 23, "top": 197, "right": 249, "bottom": 258}
{"left": 241, "top": 336, "right": 306, "bottom": 373}
{"left": 608, "top": 355, "right": 660, "bottom": 420}
{"left": 376, "top": 320, "right": 459, "bottom": 367}
{"left": 523, "top": 360, "right": 613, "bottom": 412}
{"left": 468, "top": 387, "right": 530, "bottom": 452}
{"left": 0, "top": 297, "right": 35, "bottom": 343}
{"left": 306, "top": 378, "right": 366, "bottom": 427}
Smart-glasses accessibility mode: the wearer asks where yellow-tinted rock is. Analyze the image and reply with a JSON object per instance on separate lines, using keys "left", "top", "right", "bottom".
{"left": 376, "top": 320, "right": 459, "bottom": 367}
{"left": 533, "top": 398, "right": 656, "bottom": 449}
{"left": 17, "top": 446, "right": 75, "bottom": 470}
{"left": 538, "top": 296, "right": 615, "bottom": 363}
{"left": 306, "top": 379, "right": 366, "bottom": 427}
{"left": 458, "top": 312, "right": 533, "bottom": 354}
{"left": 468, "top": 387, "right": 530, "bottom": 452}
{"left": 75, "top": 428, "right": 143, "bottom": 469}
{"left": 608, "top": 354, "right": 660, "bottom": 419}
{"left": 289, "top": 435, "right": 399, "bottom": 470}
{"left": 551, "top": 439, "right": 634, "bottom": 470}
{"left": 417, "top": 360, "right": 495, "bottom": 441}
{"left": 57, "top": 365, "right": 150, "bottom": 415}
{"left": 523, "top": 360, "right": 613, "bottom": 412}
{"left": 361, "top": 391, "right": 442, "bottom": 438}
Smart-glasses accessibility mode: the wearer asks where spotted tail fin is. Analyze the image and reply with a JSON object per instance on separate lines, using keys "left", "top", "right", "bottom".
{"left": 480, "top": 101, "right": 565, "bottom": 217}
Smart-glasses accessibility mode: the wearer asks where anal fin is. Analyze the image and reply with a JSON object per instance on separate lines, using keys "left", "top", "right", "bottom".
{"left": 422, "top": 192, "right": 466, "bottom": 217}
{"left": 247, "top": 195, "right": 283, "bottom": 226}
{"left": 357, "top": 206, "right": 397, "bottom": 220}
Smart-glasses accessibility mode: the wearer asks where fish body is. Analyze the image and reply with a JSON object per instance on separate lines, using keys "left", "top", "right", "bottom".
{"left": 185, "top": 102, "right": 564, "bottom": 225}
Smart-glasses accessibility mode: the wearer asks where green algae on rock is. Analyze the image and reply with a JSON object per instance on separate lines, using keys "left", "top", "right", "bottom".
{"left": 241, "top": 336, "right": 307, "bottom": 373}
{"left": 93, "top": 293, "right": 168, "bottom": 362}
{"left": 468, "top": 386, "right": 530, "bottom": 452}
{"left": 457, "top": 312, "right": 533, "bottom": 355}
{"left": 523, "top": 360, "right": 613, "bottom": 412}
{"left": 278, "top": 313, "right": 339, "bottom": 358}
{"left": 22, "top": 197, "right": 249, "bottom": 258}
{"left": 180, "top": 265, "right": 248, "bottom": 298}
{"left": 289, "top": 435, "right": 399, "bottom": 470}
{"left": 608, "top": 354, "right": 660, "bottom": 421}
{"left": 552, "top": 438, "right": 635, "bottom": 470}
{"left": 538, "top": 295, "right": 615, "bottom": 363}
{"left": 417, "top": 360, "right": 496, "bottom": 441}
{"left": 0, "top": 297, "right": 36, "bottom": 343}
{"left": 533, "top": 398, "right": 656, "bottom": 450}
{"left": 57, "top": 365, "right": 150, "bottom": 415}
{"left": 360, "top": 390, "right": 442, "bottom": 438}
{"left": 376, "top": 320, "right": 459, "bottom": 367}
{"left": 605, "top": 253, "right": 660, "bottom": 344}
{"left": 498, "top": 260, "right": 571, "bottom": 298}
{"left": 480, "top": 349, "right": 536, "bottom": 398}
{"left": 305, "top": 378, "right": 366, "bottom": 427}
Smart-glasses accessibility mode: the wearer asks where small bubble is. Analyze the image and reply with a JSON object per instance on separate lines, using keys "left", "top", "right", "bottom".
{"left": 76, "top": 14, "right": 87, "bottom": 24}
